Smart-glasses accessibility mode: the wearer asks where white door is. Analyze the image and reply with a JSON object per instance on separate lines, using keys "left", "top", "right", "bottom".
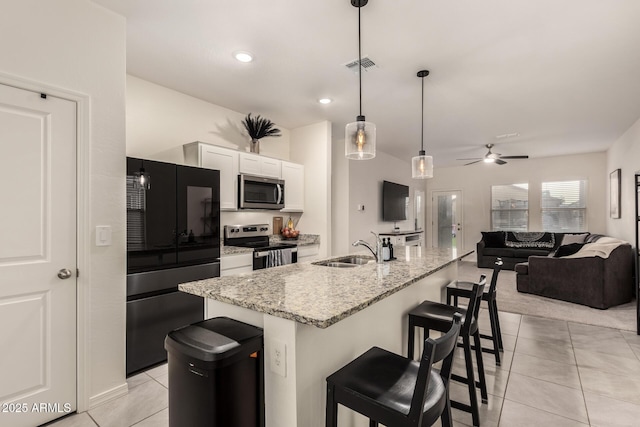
{"left": 432, "top": 190, "right": 463, "bottom": 252}
{"left": 0, "top": 84, "right": 77, "bottom": 426}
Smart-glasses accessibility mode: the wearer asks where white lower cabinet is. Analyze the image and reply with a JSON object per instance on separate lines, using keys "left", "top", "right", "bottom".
{"left": 297, "top": 244, "right": 320, "bottom": 262}
{"left": 220, "top": 252, "right": 253, "bottom": 276}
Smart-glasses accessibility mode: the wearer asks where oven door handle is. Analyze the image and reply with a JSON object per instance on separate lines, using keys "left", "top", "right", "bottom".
{"left": 255, "top": 247, "right": 298, "bottom": 258}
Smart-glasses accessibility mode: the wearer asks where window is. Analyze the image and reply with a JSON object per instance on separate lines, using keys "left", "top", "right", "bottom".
{"left": 491, "top": 184, "right": 529, "bottom": 231}
{"left": 542, "top": 180, "right": 587, "bottom": 232}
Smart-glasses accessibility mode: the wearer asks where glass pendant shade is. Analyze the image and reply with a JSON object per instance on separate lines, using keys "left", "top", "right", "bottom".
{"left": 133, "top": 168, "right": 151, "bottom": 190}
{"left": 345, "top": 117, "right": 376, "bottom": 160}
{"left": 412, "top": 151, "right": 433, "bottom": 179}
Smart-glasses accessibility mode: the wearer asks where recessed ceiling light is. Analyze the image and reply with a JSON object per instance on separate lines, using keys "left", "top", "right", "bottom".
{"left": 234, "top": 51, "right": 253, "bottom": 63}
{"left": 318, "top": 98, "right": 332, "bottom": 104}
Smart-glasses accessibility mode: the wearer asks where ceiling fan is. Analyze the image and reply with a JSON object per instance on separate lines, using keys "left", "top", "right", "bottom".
{"left": 457, "top": 144, "right": 529, "bottom": 166}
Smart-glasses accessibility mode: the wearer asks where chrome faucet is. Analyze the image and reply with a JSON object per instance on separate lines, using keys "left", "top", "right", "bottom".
{"left": 352, "top": 231, "right": 384, "bottom": 264}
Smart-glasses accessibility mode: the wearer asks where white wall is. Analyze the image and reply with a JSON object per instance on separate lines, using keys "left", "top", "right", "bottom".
{"left": 426, "top": 152, "right": 607, "bottom": 255}
{"left": 331, "top": 138, "right": 351, "bottom": 256}
{"left": 0, "top": 0, "right": 126, "bottom": 409}
{"left": 343, "top": 150, "right": 426, "bottom": 252}
{"left": 127, "top": 75, "right": 291, "bottom": 162}
{"left": 290, "top": 122, "right": 332, "bottom": 258}
{"left": 607, "top": 116, "right": 640, "bottom": 243}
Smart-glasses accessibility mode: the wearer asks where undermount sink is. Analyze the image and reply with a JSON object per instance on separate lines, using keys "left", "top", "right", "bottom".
{"left": 313, "top": 255, "right": 375, "bottom": 268}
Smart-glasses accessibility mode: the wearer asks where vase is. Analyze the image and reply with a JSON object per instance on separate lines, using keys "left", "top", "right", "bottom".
{"left": 250, "top": 138, "right": 260, "bottom": 154}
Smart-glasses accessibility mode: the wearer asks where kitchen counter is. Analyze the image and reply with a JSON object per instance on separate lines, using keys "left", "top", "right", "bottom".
{"left": 220, "top": 233, "right": 320, "bottom": 256}
{"left": 181, "top": 246, "right": 471, "bottom": 328}
{"left": 179, "top": 246, "right": 472, "bottom": 427}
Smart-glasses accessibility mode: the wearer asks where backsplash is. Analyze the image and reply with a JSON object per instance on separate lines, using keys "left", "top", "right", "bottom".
{"left": 221, "top": 211, "right": 302, "bottom": 232}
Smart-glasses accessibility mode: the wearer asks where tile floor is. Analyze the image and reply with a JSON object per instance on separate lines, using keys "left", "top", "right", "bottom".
{"left": 49, "top": 309, "right": 640, "bottom": 427}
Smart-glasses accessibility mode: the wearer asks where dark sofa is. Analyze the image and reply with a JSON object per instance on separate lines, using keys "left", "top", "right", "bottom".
{"left": 477, "top": 231, "right": 562, "bottom": 270}
{"left": 515, "top": 240, "right": 634, "bottom": 309}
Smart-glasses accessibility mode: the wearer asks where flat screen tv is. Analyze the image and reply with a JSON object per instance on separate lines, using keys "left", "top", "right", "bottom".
{"left": 382, "top": 180, "right": 409, "bottom": 222}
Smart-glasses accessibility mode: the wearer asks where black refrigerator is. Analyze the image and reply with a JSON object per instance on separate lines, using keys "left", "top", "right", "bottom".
{"left": 126, "top": 157, "right": 220, "bottom": 375}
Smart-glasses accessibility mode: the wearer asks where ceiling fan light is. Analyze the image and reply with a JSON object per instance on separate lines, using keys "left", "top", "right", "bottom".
{"left": 345, "top": 117, "right": 376, "bottom": 160}
{"left": 484, "top": 158, "right": 495, "bottom": 163}
{"left": 412, "top": 152, "right": 433, "bottom": 179}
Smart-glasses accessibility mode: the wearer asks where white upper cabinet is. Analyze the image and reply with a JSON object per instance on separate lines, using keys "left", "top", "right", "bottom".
{"left": 184, "top": 142, "right": 238, "bottom": 210}
{"left": 184, "top": 142, "right": 304, "bottom": 212}
{"left": 239, "top": 152, "right": 281, "bottom": 179}
{"left": 281, "top": 161, "right": 304, "bottom": 212}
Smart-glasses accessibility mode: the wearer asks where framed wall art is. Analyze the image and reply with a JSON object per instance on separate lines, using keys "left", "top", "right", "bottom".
{"left": 610, "top": 169, "right": 621, "bottom": 219}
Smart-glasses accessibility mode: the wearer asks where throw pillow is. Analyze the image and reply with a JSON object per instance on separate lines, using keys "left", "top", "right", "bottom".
{"left": 585, "top": 233, "right": 604, "bottom": 243}
{"left": 561, "top": 233, "right": 589, "bottom": 246}
{"left": 554, "top": 243, "right": 585, "bottom": 257}
{"left": 481, "top": 231, "right": 505, "bottom": 248}
{"left": 505, "top": 232, "right": 556, "bottom": 249}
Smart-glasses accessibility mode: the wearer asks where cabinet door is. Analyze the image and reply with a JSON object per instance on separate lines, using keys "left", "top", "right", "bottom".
{"left": 200, "top": 145, "right": 238, "bottom": 210}
{"left": 281, "top": 161, "right": 304, "bottom": 212}
{"left": 261, "top": 157, "right": 282, "bottom": 178}
{"left": 239, "top": 152, "right": 281, "bottom": 178}
{"left": 239, "top": 153, "right": 262, "bottom": 176}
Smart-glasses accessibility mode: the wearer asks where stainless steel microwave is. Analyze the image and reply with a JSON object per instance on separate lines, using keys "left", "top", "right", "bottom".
{"left": 238, "top": 174, "right": 285, "bottom": 210}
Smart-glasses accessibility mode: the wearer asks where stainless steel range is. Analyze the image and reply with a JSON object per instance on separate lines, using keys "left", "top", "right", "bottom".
{"left": 224, "top": 224, "right": 297, "bottom": 270}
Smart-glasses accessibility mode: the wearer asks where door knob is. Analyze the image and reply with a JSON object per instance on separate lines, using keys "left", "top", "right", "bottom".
{"left": 57, "top": 268, "right": 73, "bottom": 279}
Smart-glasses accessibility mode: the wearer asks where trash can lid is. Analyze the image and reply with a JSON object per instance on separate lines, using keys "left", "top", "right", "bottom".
{"left": 165, "top": 317, "right": 263, "bottom": 364}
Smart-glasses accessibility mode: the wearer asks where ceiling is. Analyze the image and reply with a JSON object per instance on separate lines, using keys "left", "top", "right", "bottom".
{"left": 92, "top": 0, "right": 640, "bottom": 167}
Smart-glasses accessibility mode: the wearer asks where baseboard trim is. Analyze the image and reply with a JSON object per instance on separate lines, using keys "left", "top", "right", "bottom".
{"left": 88, "top": 382, "right": 128, "bottom": 409}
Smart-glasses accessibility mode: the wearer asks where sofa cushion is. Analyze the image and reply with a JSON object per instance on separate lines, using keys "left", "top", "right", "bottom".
{"left": 481, "top": 231, "right": 505, "bottom": 248}
{"left": 553, "top": 243, "right": 585, "bottom": 257}
{"left": 514, "top": 262, "right": 529, "bottom": 275}
{"left": 515, "top": 248, "right": 551, "bottom": 257}
{"left": 483, "top": 247, "right": 516, "bottom": 257}
{"left": 505, "top": 232, "right": 556, "bottom": 249}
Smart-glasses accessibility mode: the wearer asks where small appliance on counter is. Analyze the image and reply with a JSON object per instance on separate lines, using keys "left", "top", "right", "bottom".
{"left": 224, "top": 224, "right": 297, "bottom": 270}
{"left": 126, "top": 157, "right": 221, "bottom": 376}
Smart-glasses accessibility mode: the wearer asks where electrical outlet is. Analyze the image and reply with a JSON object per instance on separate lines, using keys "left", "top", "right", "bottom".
{"left": 270, "top": 340, "right": 286, "bottom": 377}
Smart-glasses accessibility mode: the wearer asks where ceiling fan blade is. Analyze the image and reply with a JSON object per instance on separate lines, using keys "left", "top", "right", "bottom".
{"left": 495, "top": 159, "right": 507, "bottom": 165}
{"left": 456, "top": 157, "right": 483, "bottom": 161}
{"left": 500, "top": 155, "right": 529, "bottom": 159}
{"left": 464, "top": 160, "right": 483, "bottom": 166}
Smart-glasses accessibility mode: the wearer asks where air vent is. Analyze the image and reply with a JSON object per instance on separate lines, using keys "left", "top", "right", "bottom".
{"left": 345, "top": 57, "right": 377, "bottom": 72}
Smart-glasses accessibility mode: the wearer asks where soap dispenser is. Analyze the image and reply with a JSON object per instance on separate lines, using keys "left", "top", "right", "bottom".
{"left": 382, "top": 238, "right": 390, "bottom": 261}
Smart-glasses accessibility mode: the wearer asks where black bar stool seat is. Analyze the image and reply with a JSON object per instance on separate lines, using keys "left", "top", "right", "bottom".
{"left": 408, "top": 282, "right": 487, "bottom": 427}
{"left": 326, "top": 315, "right": 463, "bottom": 427}
{"left": 446, "top": 259, "right": 504, "bottom": 365}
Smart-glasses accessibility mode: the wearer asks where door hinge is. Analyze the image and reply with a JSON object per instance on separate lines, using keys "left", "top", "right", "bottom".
{"left": 76, "top": 268, "right": 80, "bottom": 278}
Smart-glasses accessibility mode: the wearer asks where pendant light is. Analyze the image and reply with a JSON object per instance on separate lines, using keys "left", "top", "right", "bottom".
{"left": 412, "top": 70, "right": 433, "bottom": 178}
{"left": 345, "top": 0, "right": 376, "bottom": 160}
{"left": 133, "top": 159, "right": 151, "bottom": 190}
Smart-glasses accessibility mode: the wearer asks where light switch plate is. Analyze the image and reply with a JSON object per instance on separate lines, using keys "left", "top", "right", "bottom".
{"left": 270, "top": 340, "right": 287, "bottom": 377}
{"left": 96, "top": 225, "right": 112, "bottom": 246}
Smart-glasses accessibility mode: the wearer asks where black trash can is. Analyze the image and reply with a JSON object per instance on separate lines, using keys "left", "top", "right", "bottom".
{"left": 164, "top": 316, "right": 264, "bottom": 427}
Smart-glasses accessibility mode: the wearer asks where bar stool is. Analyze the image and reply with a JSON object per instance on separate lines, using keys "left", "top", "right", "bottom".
{"left": 446, "top": 259, "right": 504, "bottom": 366}
{"left": 408, "top": 281, "right": 487, "bottom": 427}
{"left": 326, "top": 314, "right": 463, "bottom": 427}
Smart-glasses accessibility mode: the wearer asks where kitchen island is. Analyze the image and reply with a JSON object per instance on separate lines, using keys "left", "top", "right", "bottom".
{"left": 180, "top": 246, "right": 472, "bottom": 427}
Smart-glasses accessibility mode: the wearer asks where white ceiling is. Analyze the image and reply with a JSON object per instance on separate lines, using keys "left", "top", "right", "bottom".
{"left": 92, "top": 0, "right": 640, "bottom": 167}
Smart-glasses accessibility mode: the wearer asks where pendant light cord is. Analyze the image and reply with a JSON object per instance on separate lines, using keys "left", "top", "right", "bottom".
{"left": 421, "top": 75, "right": 424, "bottom": 151}
{"left": 358, "top": 4, "right": 362, "bottom": 117}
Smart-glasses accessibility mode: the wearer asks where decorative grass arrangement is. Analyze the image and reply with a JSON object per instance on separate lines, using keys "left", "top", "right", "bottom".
{"left": 242, "top": 113, "right": 282, "bottom": 140}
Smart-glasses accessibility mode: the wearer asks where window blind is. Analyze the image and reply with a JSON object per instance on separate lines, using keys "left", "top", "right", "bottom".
{"left": 491, "top": 183, "right": 529, "bottom": 231}
{"left": 541, "top": 180, "right": 587, "bottom": 232}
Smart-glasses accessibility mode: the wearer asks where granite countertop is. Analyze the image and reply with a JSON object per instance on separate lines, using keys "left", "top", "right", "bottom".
{"left": 180, "top": 247, "right": 473, "bottom": 329}
{"left": 221, "top": 234, "right": 320, "bottom": 256}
